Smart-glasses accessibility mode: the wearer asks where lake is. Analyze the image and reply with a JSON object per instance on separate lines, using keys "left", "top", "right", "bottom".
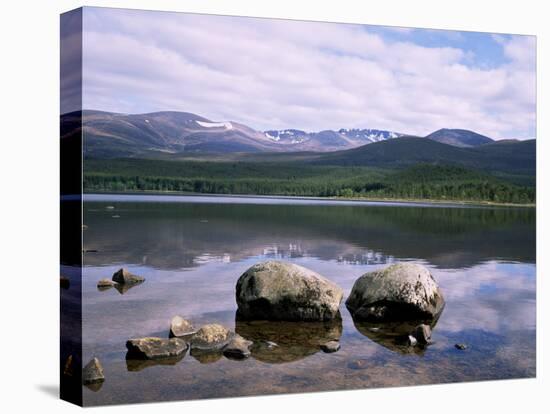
{"left": 75, "top": 194, "right": 536, "bottom": 405}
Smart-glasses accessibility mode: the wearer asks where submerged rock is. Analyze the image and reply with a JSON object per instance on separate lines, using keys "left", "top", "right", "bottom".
{"left": 352, "top": 319, "right": 438, "bottom": 355}
{"left": 112, "top": 268, "right": 145, "bottom": 284}
{"left": 126, "top": 337, "right": 188, "bottom": 360}
{"left": 346, "top": 263, "right": 445, "bottom": 321}
{"left": 191, "top": 324, "right": 233, "bottom": 350}
{"left": 414, "top": 324, "right": 432, "bottom": 345}
{"left": 320, "top": 340, "right": 341, "bottom": 353}
{"left": 406, "top": 335, "right": 418, "bottom": 347}
{"left": 82, "top": 357, "right": 105, "bottom": 385}
{"left": 348, "top": 359, "right": 369, "bottom": 370}
{"left": 236, "top": 260, "right": 343, "bottom": 321}
{"left": 169, "top": 316, "right": 195, "bottom": 338}
{"left": 223, "top": 334, "right": 253, "bottom": 360}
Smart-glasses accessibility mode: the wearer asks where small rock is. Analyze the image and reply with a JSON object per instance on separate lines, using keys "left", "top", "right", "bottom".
{"left": 112, "top": 268, "right": 145, "bottom": 284}
{"left": 126, "top": 337, "right": 188, "bottom": 360}
{"left": 191, "top": 324, "right": 232, "bottom": 350}
{"left": 455, "top": 343, "right": 468, "bottom": 350}
{"left": 407, "top": 335, "right": 418, "bottom": 347}
{"left": 60, "top": 276, "right": 70, "bottom": 289}
{"left": 348, "top": 359, "right": 369, "bottom": 370}
{"left": 223, "top": 334, "right": 253, "bottom": 359}
{"left": 320, "top": 340, "right": 341, "bottom": 353}
{"left": 82, "top": 357, "right": 105, "bottom": 384}
{"left": 169, "top": 316, "right": 195, "bottom": 338}
{"left": 97, "top": 278, "right": 116, "bottom": 288}
{"left": 414, "top": 324, "right": 432, "bottom": 345}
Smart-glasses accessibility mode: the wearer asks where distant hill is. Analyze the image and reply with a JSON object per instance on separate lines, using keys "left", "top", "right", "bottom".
{"left": 426, "top": 128, "right": 494, "bottom": 147}
{"left": 62, "top": 110, "right": 405, "bottom": 157}
{"left": 312, "top": 136, "right": 535, "bottom": 179}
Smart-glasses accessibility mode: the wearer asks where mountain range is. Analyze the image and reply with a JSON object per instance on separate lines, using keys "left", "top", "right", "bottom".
{"left": 62, "top": 110, "right": 515, "bottom": 158}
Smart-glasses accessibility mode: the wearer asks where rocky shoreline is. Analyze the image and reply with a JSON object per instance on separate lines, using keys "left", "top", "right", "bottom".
{"left": 74, "top": 260, "right": 470, "bottom": 387}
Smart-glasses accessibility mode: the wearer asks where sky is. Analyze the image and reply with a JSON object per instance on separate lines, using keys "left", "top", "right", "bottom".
{"left": 75, "top": 7, "right": 536, "bottom": 140}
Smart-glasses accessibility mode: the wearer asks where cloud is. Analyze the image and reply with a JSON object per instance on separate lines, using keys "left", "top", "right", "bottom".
{"left": 81, "top": 8, "right": 536, "bottom": 139}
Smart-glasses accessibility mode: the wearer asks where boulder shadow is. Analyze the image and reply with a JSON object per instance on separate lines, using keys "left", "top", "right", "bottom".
{"left": 126, "top": 354, "right": 185, "bottom": 372}
{"left": 351, "top": 313, "right": 441, "bottom": 355}
{"left": 235, "top": 312, "right": 343, "bottom": 364}
{"left": 113, "top": 280, "right": 144, "bottom": 295}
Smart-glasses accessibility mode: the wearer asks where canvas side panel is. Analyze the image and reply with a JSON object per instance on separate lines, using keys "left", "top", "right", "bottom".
{"left": 60, "top": 7, "right": 83, "bottom": 407}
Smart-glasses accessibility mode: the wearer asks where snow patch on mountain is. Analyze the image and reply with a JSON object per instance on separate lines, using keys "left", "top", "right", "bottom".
{"left": 196, "top": 120, "right": 233, "bottom": 130}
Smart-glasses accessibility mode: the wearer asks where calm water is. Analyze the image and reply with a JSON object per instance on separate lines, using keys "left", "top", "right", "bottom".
{"left": 76, "top": 194, "right": 536, "bottom": 405}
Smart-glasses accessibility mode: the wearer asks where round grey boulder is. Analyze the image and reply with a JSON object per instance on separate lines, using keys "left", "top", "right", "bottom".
{"left": 346, "top": 263, "right": 445, "bottom": 321}
{"left": 236, "top": 261, "right": 343, "bottom": 321}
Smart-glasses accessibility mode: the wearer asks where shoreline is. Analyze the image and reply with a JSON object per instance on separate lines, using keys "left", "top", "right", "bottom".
{"left": 82, "top": 190, "right": 535, "bottom": 208}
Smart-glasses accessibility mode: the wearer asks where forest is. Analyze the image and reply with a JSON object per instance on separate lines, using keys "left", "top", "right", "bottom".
{"left": 83, "top": 159, "right": 535, "bottom": 204}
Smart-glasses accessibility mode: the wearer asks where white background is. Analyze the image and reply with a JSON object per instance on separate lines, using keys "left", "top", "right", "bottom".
{"left": 0, "top": 0, "right": 547, "bottom": 412}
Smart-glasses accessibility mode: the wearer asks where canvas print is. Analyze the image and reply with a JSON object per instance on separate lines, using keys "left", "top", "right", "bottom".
{"left": 60, "top": 6, "right": 536, "bottom": 406}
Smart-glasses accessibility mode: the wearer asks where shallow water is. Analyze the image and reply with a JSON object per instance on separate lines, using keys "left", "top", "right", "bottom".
{"left": 76, "top": 195, "right": 535, "bottom": 405}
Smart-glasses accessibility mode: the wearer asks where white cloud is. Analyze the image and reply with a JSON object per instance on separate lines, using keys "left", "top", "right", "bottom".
{"left": 81, "top": 9, "right": 536, "bottom": 140}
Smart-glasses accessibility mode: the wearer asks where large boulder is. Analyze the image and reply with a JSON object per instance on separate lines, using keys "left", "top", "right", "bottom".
{"left": 126, "top": 337, "right": 188, "bottom": 360}
{"left": 346, "top": 263, "right": 445, "bottom": 321}
{"left": 236, "top": 261, "right": 343, "bottom": 321}
{"left": 112, "top": 268, "right": 145, "bottom": 284}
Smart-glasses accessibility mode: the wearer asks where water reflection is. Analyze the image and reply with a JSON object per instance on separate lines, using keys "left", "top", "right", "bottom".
{"left": 83, "top": 200, "right": 535, "bottom": 270}
{"left": 126, "top": 355, "right": 184, "bottom": 372}
{"left": 235, "top": 316, "right": 343, "bottom": 363}
{"left": 190, "top": 348, "right": 224, "bottom": 364}
{"left": 79, "top": 197, "right": 535, "bottom": 405}
{"left": 351, "top": 318, "right": 440, "bottom": 355}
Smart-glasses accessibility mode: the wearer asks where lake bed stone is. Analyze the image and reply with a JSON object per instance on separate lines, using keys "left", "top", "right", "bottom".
{"left": 126, "top": 337, "right": 188, "bottom": 360}
{"left": 191, "top": 324, "right": 233, "bottom": 350}
{"left": 223, "top": 334, "right": 253, "bottom": 359}
{"left": 169, "top": 316, "right": 195, "bottom": 338}
{"left": 320, "top": 340, "right": 341, "bottom": 353}
{"left": 82, "top": 357, "right": 105, "bottom": 385}
{"left": 97, "top": 278, "right": 116, "bottom": 288}
{"left": 414, "top": 324, "right": 432, "bottom": 345}
{"left": 112, "top": 268, "right": 145, "bottom": 284}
